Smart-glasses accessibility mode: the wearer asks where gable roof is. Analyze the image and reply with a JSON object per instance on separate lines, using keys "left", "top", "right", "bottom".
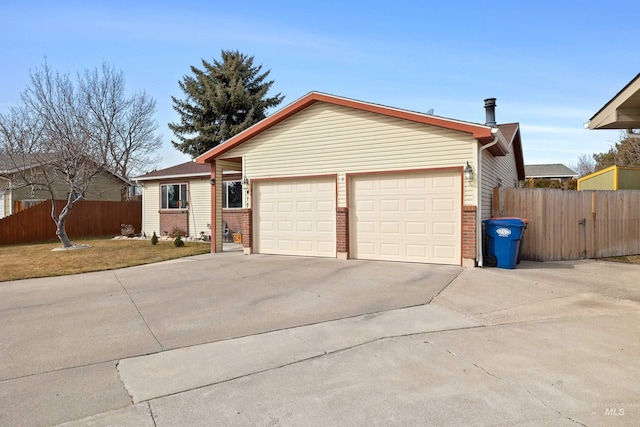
{"left": 588, "top": 73, "right": 640, "bottom": 130}
{"left": 134, "top": 160, "right": 210, "bottom": 181}
{"left": 525, "top": 164, "right": 578, "bottom": 179}
{"left": 196, "top": 91, "right": 512, "bottom": 164}
{"left": 0, "top": 153, "right": 131, "bottom": 185}
{"left": 497, "top": 123, "right": 525, "bottom": 180}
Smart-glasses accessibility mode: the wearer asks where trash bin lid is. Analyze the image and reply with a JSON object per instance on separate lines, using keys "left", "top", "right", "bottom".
{"left": 484, "top": 217, "right": 525, "bottom": 227}
{"left": 491, "top": 216, "right": 529, "bottom": 224}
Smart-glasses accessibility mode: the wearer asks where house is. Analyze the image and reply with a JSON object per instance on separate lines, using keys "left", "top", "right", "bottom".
{"left": 577, "top": 165, "right": 640, "bottom": 190}
{"left": 524, "top": 164, "right": 578, "bottom": 183}
{"left": 196, "top": 92, "right": 525, "bottom": 267}
{"left": 582, "top": 73, "right": 640, "bottom": 190}
{"left": 0, "top": 155, "right": 131, "bottom": 219}
{"left": 587, "top": 73, "right": 640, "bottom": 131}
{"left": 134, "top": 161, "right": 243, "bottom": 239}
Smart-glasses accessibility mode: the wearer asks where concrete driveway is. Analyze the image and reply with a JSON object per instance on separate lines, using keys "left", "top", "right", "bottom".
{"left": 0, "top": 253, "right": 638, "bottom": 426}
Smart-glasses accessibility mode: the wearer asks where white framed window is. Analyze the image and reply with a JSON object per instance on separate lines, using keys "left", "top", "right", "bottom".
{"left": 223, "top": 181, "right": 242, "bottom": 209}
{"left": 161, "top": 183, "right": 188, "bottom": 209}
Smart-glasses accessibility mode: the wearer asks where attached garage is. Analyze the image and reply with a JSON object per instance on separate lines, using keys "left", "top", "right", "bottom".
{"left": 350, "top": 170, "right": 461, "bottom": 264}
{"left": 254, "top": 177, "right": 336, "bottom": 257}
{"left": 197, "top": 92, "right": 525, "bottom": 267}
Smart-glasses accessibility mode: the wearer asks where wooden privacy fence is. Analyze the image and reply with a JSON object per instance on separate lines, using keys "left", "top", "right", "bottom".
{"left": 0, "top": 200, "right": 141, "bottom": 246}
{"left": 492, "top": 188, "right": 640, "bottom": 261}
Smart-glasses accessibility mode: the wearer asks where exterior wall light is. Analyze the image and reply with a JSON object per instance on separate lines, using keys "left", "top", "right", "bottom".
{"left": 464, "top": 162, "right": 474, "bottom": 182}
{"left": 210, "top": 178, "right": 215, "bottom": 185}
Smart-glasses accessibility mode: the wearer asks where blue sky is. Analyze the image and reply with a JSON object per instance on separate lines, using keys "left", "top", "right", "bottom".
{"left": 2, "top": 0, "right": 639, "bottom": 171}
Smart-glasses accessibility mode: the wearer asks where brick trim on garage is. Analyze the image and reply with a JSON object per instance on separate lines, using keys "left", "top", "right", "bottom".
{"left": 241, "top": 208, "right": 252, "bottom": 252}
{"left": 336, "top": 207, "right": 348, "bottom": 256}
{"left": 462, "top": 205, "right": 477, "bottom": 265}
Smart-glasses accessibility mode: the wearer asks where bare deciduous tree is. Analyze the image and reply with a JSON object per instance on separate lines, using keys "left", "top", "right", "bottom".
{"left": 0, "top": 61, "right": 162, "bottom": 248}
{"left": 571, "top": 153, "right": 596, "bottom": 177}
{"left": 79, "top": 64, "right": 161, "bottom": 178}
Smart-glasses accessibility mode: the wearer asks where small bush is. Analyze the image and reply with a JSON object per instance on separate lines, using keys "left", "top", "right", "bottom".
{"left": 151, "top": 232, "right": 159, "bottom": 246}
{"left": 174, "top": 233, "right": 185, "bottom": 247}
{"left": 169, "top": 227, "right": 187, "bottom": 239}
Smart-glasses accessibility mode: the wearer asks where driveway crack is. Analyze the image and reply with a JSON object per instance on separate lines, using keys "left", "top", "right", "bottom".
{"left": 287, "top": 329, "right": 327, "bottom": 355}
{"left": 147, "top": 401, "right": 158, "bottom": 427}
{"left": 113, "top": 272, "right": 164, "bottom": 351}
{"left": 428, "top": 341, "right": 588, "bottom": 426}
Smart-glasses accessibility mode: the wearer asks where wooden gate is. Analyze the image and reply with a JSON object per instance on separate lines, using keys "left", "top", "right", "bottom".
{"left": 492, "top": 188, "right": 640, "bottom": 261}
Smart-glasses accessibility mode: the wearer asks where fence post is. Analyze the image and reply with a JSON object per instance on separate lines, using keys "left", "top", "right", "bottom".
{"left": 492, "top": 187, "right": 502, "bottom": 217}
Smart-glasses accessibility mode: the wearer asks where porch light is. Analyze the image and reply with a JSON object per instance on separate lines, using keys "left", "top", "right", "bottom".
{"left": 210, "top": 178, "right": 215, "bottom": 185}
{"left": 464, "top": 162, "right": 474, "bottom": 182}
{"left": 242, "top": 177, "right": 249, "bottom": 189}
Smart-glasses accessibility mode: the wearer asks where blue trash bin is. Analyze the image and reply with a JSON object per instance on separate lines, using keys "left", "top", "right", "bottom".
{"left": 484, "top": 218, "right": 526, "bottom": 269}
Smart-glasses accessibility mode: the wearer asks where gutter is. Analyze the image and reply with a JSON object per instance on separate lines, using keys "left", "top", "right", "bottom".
{"left": 476, "top": 127, "right": 505, "bottom": 267}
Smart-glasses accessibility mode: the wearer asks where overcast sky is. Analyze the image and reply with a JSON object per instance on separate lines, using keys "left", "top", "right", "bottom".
{"left": 2, "top": 0, "right": 639, "bottom": 171}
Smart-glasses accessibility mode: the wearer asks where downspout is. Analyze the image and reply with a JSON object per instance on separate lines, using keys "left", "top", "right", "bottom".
{"left": 476, "top": 129, "right": 502, "bottom": 267}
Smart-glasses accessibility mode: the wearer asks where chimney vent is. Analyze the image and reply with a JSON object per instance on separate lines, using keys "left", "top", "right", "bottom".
{"left": 484, "top": 98, "right": 497, "bottom": 127}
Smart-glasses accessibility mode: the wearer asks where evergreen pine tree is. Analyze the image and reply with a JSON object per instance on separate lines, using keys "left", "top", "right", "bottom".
{"left": 169, "top": 50, "right": 284, "bottom": 157}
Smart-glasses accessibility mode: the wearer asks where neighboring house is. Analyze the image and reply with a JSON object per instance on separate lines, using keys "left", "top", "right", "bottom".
{"left": 0, "top": 155, "right": 131, "bottom": 219}
{"left": 583, "top": 73, "right": 640, "bottom": 191}
{"left": 134, "top": 161, "right": 243, "bottom": 239}
{"left": 524, "top": 164, "right": 578, "bottom": 183}
{"left": 587, "top": 73, "right": 640, "bottom": 131}
{"left": 196, "top": 92, "right": 525, "bottom": 267}
{"left": 577, "top": 165, "right": 640, "bottom": 190}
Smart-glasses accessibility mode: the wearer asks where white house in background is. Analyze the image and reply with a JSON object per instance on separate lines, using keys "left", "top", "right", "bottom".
{"left": 196, "top": 92, "right": 525, "bottom": 267}
{"left": 134, "top": 161, "right": 243, "bottom": 239}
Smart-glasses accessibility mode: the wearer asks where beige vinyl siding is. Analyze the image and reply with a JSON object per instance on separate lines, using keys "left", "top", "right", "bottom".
{"left": 141, "top": 182, "right": 160, "bottom": 236}
{"left": 481, "top": 149, "right": 518, "bottom": 220}
{"left": 219, "top": 103, "right": 477, "bottom": 207}
{"left": 187, "top": 178, "right": 212, "bottom": 238}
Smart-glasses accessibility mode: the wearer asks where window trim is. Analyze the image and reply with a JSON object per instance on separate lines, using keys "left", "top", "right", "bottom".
{"left": 160, "top": 182, "right": 189, "bottom": 210}
{"left": 222, "top": 180, "right": 242, "bottom": 209}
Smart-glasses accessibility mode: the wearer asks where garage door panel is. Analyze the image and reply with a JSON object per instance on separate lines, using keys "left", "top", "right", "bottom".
{"left": 317, "top": 200, "right": 334, "bottom": 212}
{"left": 407, "top": 245, "right": 427, "bottom": 257}
{"left": 350, "top": 170, "right": 461, "bottom": 265}
{"left": 433, "top": 175, "right": 456, "bottom": 188}
{"left": 406, "top": 199, "right": 426, "bottom": 211}
{"left": 255, "top": 178, "right": 336, "bottom": 257}
{"left": 433, "top": 198, "right": 455, "bottom": 212}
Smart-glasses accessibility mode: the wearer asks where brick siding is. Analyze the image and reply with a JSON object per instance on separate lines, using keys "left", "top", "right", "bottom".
{"left": 462, "top": 205, "right": 477, "bottom": 261}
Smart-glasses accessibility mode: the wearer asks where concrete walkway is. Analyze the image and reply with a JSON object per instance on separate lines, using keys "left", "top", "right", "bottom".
{"left": 0, "top": 254, "right": 638, "bottom": 426}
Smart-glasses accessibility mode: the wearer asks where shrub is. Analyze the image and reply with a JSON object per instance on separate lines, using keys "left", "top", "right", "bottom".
{"left": 174, "top": 233, "right": 185, "bottom": 247}
{"left": 169, "top": 227, "right": 187, "bottom": 239}
{"left": 151, "top": 232, "right": 159, "bottom": 246}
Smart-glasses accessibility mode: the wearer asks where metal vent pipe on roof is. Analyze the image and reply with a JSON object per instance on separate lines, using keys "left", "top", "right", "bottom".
{"left": 484, "top": 98, "right": 497, "bottom": 127}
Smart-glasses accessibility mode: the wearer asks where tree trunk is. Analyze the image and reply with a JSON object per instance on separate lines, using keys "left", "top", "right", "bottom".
{"left": 52, "top": 200, "right": 74, "bottom": 248}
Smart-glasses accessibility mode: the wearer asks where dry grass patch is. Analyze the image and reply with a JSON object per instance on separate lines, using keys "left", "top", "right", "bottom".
{"left": 0, "top": 238, "right": 211, "bottom": 282}
{"left": 601, "top": 254, "right": 640, "bottom": 265}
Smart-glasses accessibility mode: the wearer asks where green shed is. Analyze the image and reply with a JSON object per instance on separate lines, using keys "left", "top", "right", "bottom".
{"left": 577, "top": 165, "right": 640, "bottom": 190}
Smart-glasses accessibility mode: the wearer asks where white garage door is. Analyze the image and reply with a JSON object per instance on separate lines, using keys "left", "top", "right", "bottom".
{"left": 254, "top": 177, "right": 336, "bottom": 257}
{"left": 350, "top": 170, "right": 461, "bottom": 265}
